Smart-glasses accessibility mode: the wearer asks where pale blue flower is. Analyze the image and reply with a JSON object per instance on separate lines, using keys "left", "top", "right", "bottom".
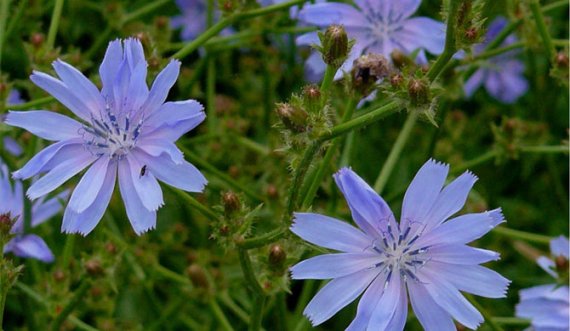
{"left": 296, "top": 0, "right": 446, "bottom": 81}
{"left": 4, "top": 90, "right": 24, "bottom": 156}
{"left": 1, "top": 159, "right": 67, "bottom": 263}
{"left": 290, "top": 159, "right": 509, "bottom": 330}
{"left": 171, "top": 0, "right": 232, "bottom": 41}
{"left": 536, "top": 235, "right": 569, "bottom": 278}
{"left": 516, "top": 236, "right": 570, "bottom": 331}
{"left": 6, "top": 38, "right": 207, "bottom": 236}
{"left": 464, "top": 16, "right": 528, "bottom": 103}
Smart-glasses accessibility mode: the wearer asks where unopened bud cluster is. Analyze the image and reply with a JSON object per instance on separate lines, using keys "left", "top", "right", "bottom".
{"left": 318, "top": 25, "right": 352, "bottom": 68}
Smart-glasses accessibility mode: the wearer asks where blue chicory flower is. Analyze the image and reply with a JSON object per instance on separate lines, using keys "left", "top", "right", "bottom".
{"left": 296, "top": 0, "right": 446, "bottom": 81}
{"left": 516, "top": 236, "right": 570, "bottom": 331}
{"left": 1, "top": 159, "right": 67, "bottom": 263}
{"left": 464, "top": 16, "right": 528, "bottom": 103}
{"left": 171, "top": 0, "right": 232, "bottom": 41}
{"left": 4, "top": 90, "right": 24, "bottom": 156}
{"left": 290, "top": 159, "right": 509, "bottom": 330}
{"left": 6, "top": 38, "right": 208, "bottom": 236}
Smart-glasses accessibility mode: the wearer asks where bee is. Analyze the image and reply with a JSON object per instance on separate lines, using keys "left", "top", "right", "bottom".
{"left": 139, "top": 165, "right": 147, "bottom": 178}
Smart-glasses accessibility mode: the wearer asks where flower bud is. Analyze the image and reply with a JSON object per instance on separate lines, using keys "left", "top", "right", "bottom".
{"left": 268, "top": 244, "right": 286, "bottom": 266}
{"left": 556, "top": 255, "right": 569, "bottom": 273}
{"left": 30, "top": 33, "right": 45, "bottom": 48}
{"left": 320, "top": 25, "right": 349, "bottom": 67}
{"left": 407, "top": 78, "right": 430, "bottom": 106}
{"left": 389, "top": 73, "right": 404, "bottom": 88}
{"left": 464, "top": 26, "right": 479, "bottom": 42}
{"left": 0, "top": 213, "right": 15, "bottom": 241}
{"left": 555, "top": 52, "right": 569, "bottom": 68}
{"left": 187, "top": 264, "right": 209, "bottom": 289}
{"left": 222, "top": 191, "right": 240, "bottom": 214}
{"left": 351, "top": 53, "right": 390, "bottom": 95}
{"left": 85, "top": 259, "right": 104, "bottom": 277}
{"left": 275, "top": 103, "right": 308, "bottom": 132}
{"left": 390, "top": 50, "right": 414, "bottom": 69}
{"left": 302, "top": 85, "right": 321, "bottom": 111}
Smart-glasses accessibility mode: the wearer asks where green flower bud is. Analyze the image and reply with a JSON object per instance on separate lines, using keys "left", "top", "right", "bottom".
{"left": 275, "top": 102, "right": 308, "bottom": 132}
{"left": 319, "top": 25, "right": 349, "bottom": 67}
{"left": 407, "top": 78, "right": 430, "bottom": 106}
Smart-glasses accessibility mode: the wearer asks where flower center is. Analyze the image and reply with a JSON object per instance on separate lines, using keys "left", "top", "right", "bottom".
{"left": 80, "top": 104, "right": 144, "bottom": 159}
{"left": 371, "top": 223, "right": 430, "bottom": 287}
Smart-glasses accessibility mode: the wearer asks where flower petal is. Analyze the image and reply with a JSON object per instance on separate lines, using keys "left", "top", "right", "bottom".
{"left": 354, "top": 0, "right": 420, "bottom": 20}
{"left": 420, "top": 268, "right": 484, "bottom": 329}
{"left": 291, "top": 253, "right": 380, "bottom": 279}
{"left": 27, "top": 153, "right": 97, "bottom": 200}
{"left": 68, "top": 157, "right": 111, "bottom": 213}
{"left": 3, "top": 137, "right": 23, "bottom": 156}
{"left": 145, "top": 100, "right": 205, "bottom": 130}
{"left": 52, "top": 60, "right": 106, "bottom": 114}
{"left": 537, "top": 256, "right": 558, "bottom": 278}
{"left": 428, "top": 244, "right": 499, "bottom": 264}
{"left": 290, "top": 212, "right": 372, "bottom": 252}
{"left": 3, "top": 234, "right": 54, "bottom": 263}
{"left": 6, "top": 111, "right": 83, "bottom": 141}
{"left": 13, "top": 139, "right": 84, "bottom": 180}
{"left": 407, "top": 280, "right": 456, "bottom": 331}
{"left": 62, "top": 162, "right": 116, "bottom": 235}
{"left": 32, "top": 190, "right": 69, "bottom": 227}
{"left": 401, "top": 159, "right": 449, "bottom": 230}
{"left": 134, "top": 150, "right": 207, "bottom": 193}
{"left": 126, "top": 155, "right": 164, "bottom": 212}
{"left": 118, "top": 160, "right": 156, "bottom": 234}
{"left": 426, "top": 261, "right": 510, "bottom": 298}
{"left": 550, "top": 236, "right": 569, "bottom": 259}
{"left": 297, "top": 3, "right": 368, "bottom": 28}
{"left": 424, "top": 170, "right": 478, "bottom": 231}
{"left": 30, "top": 71, "right": 92, "bottom": 121}
{"left": 367, "top": 273, "right": 404, "bottom": 330}
{"left": 516, "top": 285, "right": 569, "bottom": 329}
{"left": 396, "top": 17, "right": 446, "bottom": 55}
{"left": 334, "top": 167, "right": 394, "bottom": 237}
{"left": 137, "top": 139, "right": 184, "bottom": 164}
{"left": 415, "top": 208, "right": 504, "bottom": 248}
{"left": 143, "top": 60, "right": 181, "bottom": 115}
{"left": 303, "top": 268, "right": 378, "bottom": 326}
{"left": 100, "top": 39, "right": 124, "bottom": 99}
{"left": 464, "top": 69, "right": 486, "bottom": 98}
{"left": 346, "top": 273, "right": 387, "bottom": 331}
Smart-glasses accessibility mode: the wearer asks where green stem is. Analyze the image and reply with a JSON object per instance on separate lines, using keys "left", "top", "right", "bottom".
{"left": 339, "top": 131, "right": 355, "bottom": 167}
{"left": 426, "top": 0, "right": 460, "bottom": 81}
{"left": 46, "top": 0, "right": 65, "bottom": 50}
{"left": 491, "top": 317, "right": 531, "bottom": 326}
{"left": 61, "top": 235, "right": 76, "bottom": 269}
{"left": 170, "top": 187, "right": 219, "bottom": 220}
{"left": 51, "top": 280, "right": 91, "bottom": 331}
{"left": 471, "top": 41, "right": 525, "bottom": 61}
{"left": 519, "top": 145, "right": 568, "bottom": 154}
{"left": 121, "top": 0, "right": 170, "bottom": 24}
{"left": 238, "top": 228, "right": 286, "bottom": 249}
{"left": 285, "top": 142, "right": 321, "bottom": 217}
{"left": 180, "top": 145, "right": 264, "bottom": 202}
{"left": 530, "top": 0, "right": 555, "bottom": 61}
{"left": 450, "top": 149, "right": 498, "bottom": 175}
{"left": 493, "top": 227, "right": 551, "bottom": 244}
{"left": 219, "top": 292, "right": 249, "bottom": 323}
{"left": 301, "top": 97, "right": 357, "bottom": 209}
{"left": 249, "top": 294, "right": 266, "bottom": 331}
{"left": 207, "top": 54, "right": 216, "bottom": 132}
{"left": 172, "top": 0, "right": 306, "bottom": 59}
{"left": 0, "top": 0, "right": 11, "bottom": 74}
{"left": 153, "top": 264, "right": 192, "bottom": 286}
{"left": 320, "top": 65, "right": 336, "bottom": 108}
{"left": 318, "top": 101, "right": 400, "bottom": 141}
{"left": 7, "top": 96, "right": 54, "bottom": 110}
{"left": 373, "top": 112, "right": 418, "bottom": 194}
{"left": 209, "top": 299, "right": 235, "bottom": 331}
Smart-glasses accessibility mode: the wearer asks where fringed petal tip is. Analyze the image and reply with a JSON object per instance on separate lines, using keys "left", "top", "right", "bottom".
{"left": 426, "top": 158, "right": 450, "bottom": 171}
{"left": 487, "top": 208, "right": 505, "bottom": 226}
{"left": 134, "top": 224, "right": 156, "bottom": 236}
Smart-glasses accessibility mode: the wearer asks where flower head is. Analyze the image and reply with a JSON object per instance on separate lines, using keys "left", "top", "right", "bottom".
{"left": 171, "top": 0, "right": 232, "bottom": 41}
{"left": 515, "top": 236, "right": 570, "bottom": 331}
{"left": 6, "top": 38, "right": 207, "bottom": 236}
{"left": 290, "top": 159, "right": 509, "bottom": 330}
{"left": 464, "top": 17, "right": 528, "bottom": 103}
{"left": 296, "top": 0, "right": 445, "bottom": 81}
{"left": 1, "top": 159, "right": 66, "bottom": 263}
